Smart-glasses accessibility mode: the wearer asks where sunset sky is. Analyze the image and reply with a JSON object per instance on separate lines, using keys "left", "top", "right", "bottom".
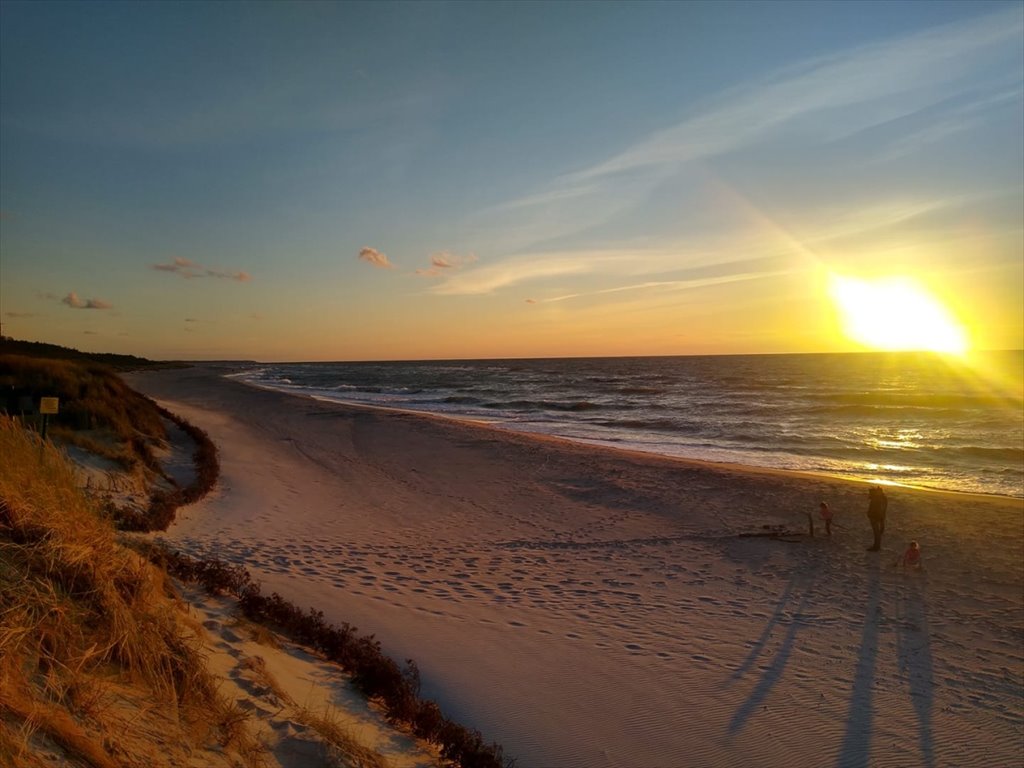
{"left": 1, "top": 1, "right": 1021, "bottom": 361}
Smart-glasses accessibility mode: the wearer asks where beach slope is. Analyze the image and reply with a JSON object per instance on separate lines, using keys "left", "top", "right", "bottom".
{"left": 128, "top": 365, "right": 1024, "bottom": 768}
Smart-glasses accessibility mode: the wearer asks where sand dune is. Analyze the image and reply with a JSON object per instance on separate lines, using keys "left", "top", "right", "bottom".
{"left": 127, "top": 365, "right": 1024, "bottom": 768}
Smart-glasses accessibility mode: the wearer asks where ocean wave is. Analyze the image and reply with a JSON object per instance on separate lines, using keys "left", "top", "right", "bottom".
{"left": 809, "top": 392, "right": 1022, "bottom": 409}
{"left": 596, "top": 418, "right": 691, "bottom": 432}
{"left": 953, "top": 446, "right": 1024, "bottom": 462}
{"left": 485, "top": 399, "right": 608, "bottom": 413}
{"left": 617, "top": 386, "right": 667, "bottom": 395}
{"left": 803, "top": 404, "right": 967, "bottom": 419}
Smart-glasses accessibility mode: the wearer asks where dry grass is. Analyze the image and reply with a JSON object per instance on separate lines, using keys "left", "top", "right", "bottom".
{"left": 0, "top": 354, "right": 167, "bottom": 456}
{"left": 231, "top": 617, "right": 283, "bottom": 650}
{"left": 294, "top": 705, "right": 391, "bottom": 768}
{"left": 0, "top": 417, "right": 264, "bottom": 768}
{"left": 238, "top": 655, "right": 390, "bottom": 768}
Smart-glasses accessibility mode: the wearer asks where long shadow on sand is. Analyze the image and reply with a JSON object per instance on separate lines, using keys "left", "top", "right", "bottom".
{"left": 836, "top": 556, "right": 882, "bottom": 768}
{"left": 727, "top": 572, "right": 812, "bottom": 735}
{"left": 896, "top": 573, "right": 935, "bottom": 768}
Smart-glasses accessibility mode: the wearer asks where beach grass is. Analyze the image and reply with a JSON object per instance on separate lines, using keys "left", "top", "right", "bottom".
{"left": 0, "top": 417, "right": 263, "bottom": 767}
{"left": 1, "top": 364, "right": 511, "bottom": 766}
{"left": 0, "top": 353, "right": 166, "bottom": 472}
{"left": 1, "top": 353, "right": 220, "bottom": 533}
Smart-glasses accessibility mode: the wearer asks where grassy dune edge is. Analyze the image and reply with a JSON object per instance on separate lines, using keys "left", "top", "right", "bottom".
{"left": 137, "top": 544, "right": 511, "bottom": 768}
{"left": 1, "top": 353, "right": 512, "bottom": 768}
{"left": 0, "top": 418, "right": 263, "bottom": 768}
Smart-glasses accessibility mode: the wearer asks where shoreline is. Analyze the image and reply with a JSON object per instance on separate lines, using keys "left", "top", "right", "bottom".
{"left": 126, "top": 365, "right": 1024, "bottom": 768}
{"left": 245, "top": 371, "right": 1022, "bottom": 506}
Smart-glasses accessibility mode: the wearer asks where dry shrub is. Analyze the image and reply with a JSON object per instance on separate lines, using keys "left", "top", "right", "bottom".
{"left": 144, "top": 543, "right": 513, "bottom": 768}
{"left": 113, "top": 405, "right": 219, "bottom": 533}
{"left": 0, "top": 417, "right": 261, "bottom": 768}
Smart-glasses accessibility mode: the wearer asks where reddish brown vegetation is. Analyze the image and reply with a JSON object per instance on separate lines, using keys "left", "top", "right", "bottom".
{"left": 112, "top": 405, "right": 220, "bottom": 532}
{"left": 139, "top": 544, "right": 513, "bottom": 768}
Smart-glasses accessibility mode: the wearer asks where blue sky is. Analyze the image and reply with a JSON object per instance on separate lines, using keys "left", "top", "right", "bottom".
{"left": 1, "top": 1, "right": 1021, "bottom": 360}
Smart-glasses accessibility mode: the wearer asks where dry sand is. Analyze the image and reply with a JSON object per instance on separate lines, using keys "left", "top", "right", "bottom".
{"left": 126, "top": 365, "right": 1024, "bottom": 768}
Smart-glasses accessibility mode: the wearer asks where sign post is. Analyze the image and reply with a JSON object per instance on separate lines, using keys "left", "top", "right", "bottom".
{"left": 39, "top": 397, "right": 59, "bottom": 442}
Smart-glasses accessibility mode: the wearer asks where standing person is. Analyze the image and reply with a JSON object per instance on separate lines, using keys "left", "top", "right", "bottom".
{"left": 819, "top": 501, "right": 834, "bottom": 537}
{"left": 866, "top": 485, "right": 888, "bottom": 551}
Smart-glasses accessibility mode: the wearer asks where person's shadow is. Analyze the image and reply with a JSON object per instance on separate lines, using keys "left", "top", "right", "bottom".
{"left": 836, "top": 556, "right": 882, "bottom": 767}
{"left": 727, "top": 571, "right": 812, "bottom": 736}
{"left": 895, "top": 573, "right": 935, "bottom": 768}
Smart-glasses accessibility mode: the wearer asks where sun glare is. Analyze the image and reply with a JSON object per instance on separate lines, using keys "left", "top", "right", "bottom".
{"left": 827, "top": 274, "right": 968, "bottom": 355}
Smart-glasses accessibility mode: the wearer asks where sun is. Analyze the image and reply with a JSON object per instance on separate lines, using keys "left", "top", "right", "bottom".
{"left": 827, "top": 274, "right": 968, "bottom": 355}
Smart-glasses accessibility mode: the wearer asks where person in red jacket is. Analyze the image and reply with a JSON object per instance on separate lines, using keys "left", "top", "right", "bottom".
{"left": 898, "top": 540, "right": 922, "bottom": 569}
{"left": 819, "top": 501, "right": 834, "bottom": 537}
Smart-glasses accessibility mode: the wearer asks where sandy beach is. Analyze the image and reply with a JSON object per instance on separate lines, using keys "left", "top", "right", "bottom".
{"left": 126, "top": 365, "right": 1024, "bottom": 768}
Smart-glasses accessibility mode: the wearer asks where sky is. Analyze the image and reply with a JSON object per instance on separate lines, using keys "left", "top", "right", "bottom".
{"left": 1, "top": 0, "right": 1021, "bottom": 361}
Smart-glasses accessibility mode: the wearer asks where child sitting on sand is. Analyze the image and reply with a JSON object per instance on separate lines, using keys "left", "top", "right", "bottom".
{"left": 898, "top": 540, "right": 923, "bottom": 569}
{"left": 819, "top": 501, "right": 833, "bottom": 537}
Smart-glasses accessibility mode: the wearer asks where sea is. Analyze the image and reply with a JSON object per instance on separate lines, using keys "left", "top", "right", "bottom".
{"left": 235, "top": 351, "right": 1024, "bottom": 499}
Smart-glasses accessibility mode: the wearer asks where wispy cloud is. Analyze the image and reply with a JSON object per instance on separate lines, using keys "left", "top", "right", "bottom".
{"left": 358, "top": 247, "right": 394, "bottom": 269}
{"left": 543, "top": 270, "right": 791, "bottom": 304}
{"left": 416, "top": 251, "right": 477, "bottom": 277}
{"left": 61, "top": 292, "right": 112, "bottom": 310}
{"left": 572, "top": 8, "right": 1021, "bottom": 184}
{"left": 429, "top": 235, "right": 804, "bottom": 298}
{"left": 4, "top": 311, "right": 35, "bottom": 318}
{"left": 152, "top": 256, "right": 251, "bottom": 281}
{"left": 429, "top": 251, "right": 623, "bottom": 295}
{"left": 477, "top": 7, "right": 1023, "bottom": 250}
{"left": 871, "top": 85, "right": 1024, "bottom": 163}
